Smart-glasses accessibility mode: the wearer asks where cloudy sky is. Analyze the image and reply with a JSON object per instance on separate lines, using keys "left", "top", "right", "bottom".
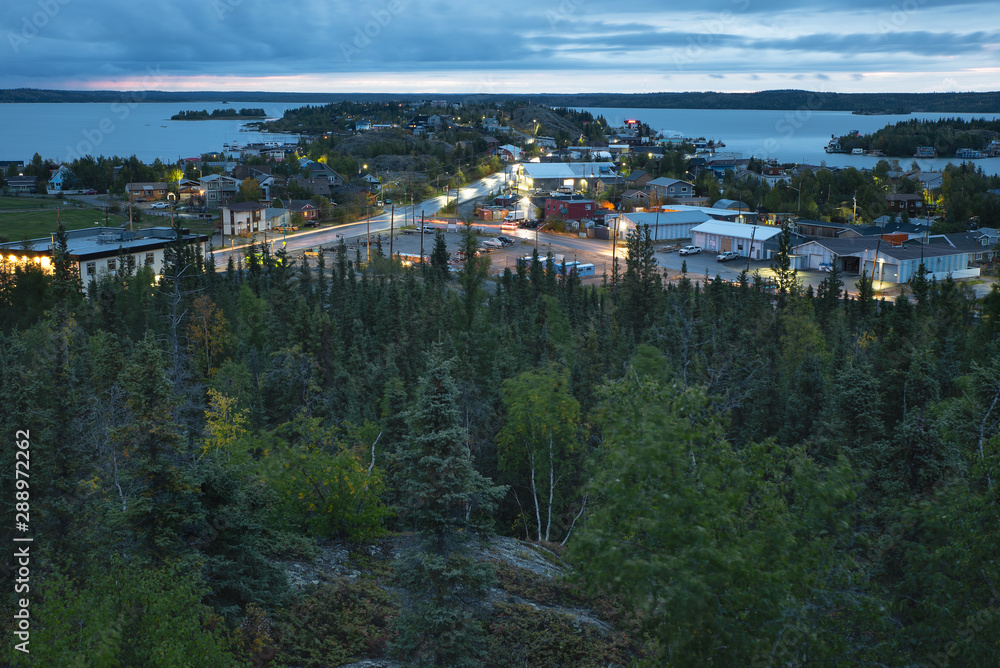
{"left": 3, "top": 0, "right": 998, "bottom": 94}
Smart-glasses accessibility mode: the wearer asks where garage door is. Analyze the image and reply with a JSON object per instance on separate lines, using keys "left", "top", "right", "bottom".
{"left": 721, "top": 238, "right": 732, "bottom": 252}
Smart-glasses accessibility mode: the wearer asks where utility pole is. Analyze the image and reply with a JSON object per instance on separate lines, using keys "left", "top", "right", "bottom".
{"left": 366, "top": 204, "right": 371, "bottom": 265}
{"left": 390, "top": 204, "right": 395, "bottom": 258}
{"left": 420, "top": 210, "right": 425, "bottom": 264}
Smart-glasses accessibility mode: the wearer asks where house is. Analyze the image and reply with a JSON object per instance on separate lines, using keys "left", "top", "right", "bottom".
{"left": 0, "top": 160, "right": 25, "bottom": 173}
{"left": 625, "top": 170, "right": 653, "bottom": 188}
{"left": 47, "top": 166, "right": 73, "bottom": 192}
{"left": 4, "top": 176, "right": 37, "bottom": 193}
{"left": 361, "top": 174, "right": 380, "bottom": 192}
{"left": 647, "top": 177, "right": 695, "bottom": 200}
{"left": 126, "top": 182, "right": 171, "bottom": 202}
{"left": 288, "top": 199, "right": 320, "bottom": 222}
{"left": 221, "top": 202, "right": 267, "bottom": 236}
{"left": 916, "top": 172, "right": 944, "bottom": 190}
{"left": 407, "top": 115, "right": 431, "bottom": 134}
{"left": 885, "top": 193, "right": 925, "bottom": 217}
{"left": 0, "top": 226, "right": 208, "bottom": 295}
{"left": 516, "top": 162, "right": 618, "bottom": 193}
{"left": 304, "top": 161, "right": 345, "bottom": 185}
{"left": 621, "top": 190, "right": 651, "bottom": 209}
{"left": 690, "top": 220, "right": 784, "bottom": 261}
{"left": 794, "top": 220, "right": 863, "bottom": 239}
{"left": 497, "top": 145, "right": 522, "bottom": 162}
{"left": 289, "top": 176, "right": 332, "bottom": 198}
{"left": 544, "top": 196, "right": 597, "bottom": 221}
{"left": 482, "top": 117, "right": 501, "bottom": 132}
{"left": 200, "top": 174, "right": 242, "bottom": 208}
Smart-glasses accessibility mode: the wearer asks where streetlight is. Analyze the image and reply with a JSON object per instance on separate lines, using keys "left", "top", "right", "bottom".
{"left": 788, "top": 185, "right": 802, "bottom": 215}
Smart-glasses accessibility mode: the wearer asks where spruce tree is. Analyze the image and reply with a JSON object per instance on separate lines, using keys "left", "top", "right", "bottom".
{"left": 391, "top": 348, "right": 506, "bottom": 667}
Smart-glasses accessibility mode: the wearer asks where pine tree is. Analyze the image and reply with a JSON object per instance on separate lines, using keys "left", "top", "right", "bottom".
{"left": 391, "top": 348, "right": 506, "bottom": 667}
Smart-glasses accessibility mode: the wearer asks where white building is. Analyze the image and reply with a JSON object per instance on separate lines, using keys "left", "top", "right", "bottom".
{"left": 690, "top": 220, "right": 784, "bottom": 260}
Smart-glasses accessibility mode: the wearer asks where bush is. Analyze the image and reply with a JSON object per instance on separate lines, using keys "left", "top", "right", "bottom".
{"left": 272, "top": 580, "right": 397, "bottom": 667}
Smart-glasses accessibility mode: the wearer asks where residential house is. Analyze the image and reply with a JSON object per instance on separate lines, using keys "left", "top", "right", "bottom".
{"left": 0, "top": 160, "right": 25, "bottom": 173}
{"left": 126, "top": 182, "right": 170, "bottom": 202}
{"left": 625, "top": 170, "right": 653, "bottom": 189}
{"left": 620, "top": 190, "right": 651, "bottom": 209}
{"left": 47, "top": 166, "right": 73, "bottom": 192}
{"left": 886, "top": 193, "right": 925, "bottom": 217}
{"left": 0, "top": 226, "right": 208, "bottom": 295}
{"left": 221, "top": 202, "right": 266, "bottom": 236}
{"left": 288, "top": 199, "right": 320, "bottom": 222}
{"left": 200, "top": 174, "right": 241, "bottom": 208}
{"left": 544, "top": 196, "right": 597, "bottom": 221}
{"left": 4, "top": 176, "right": 37, "bottom": 193}
{"left": 647, "top": 177, "right": 695, "bottom": 200}
{"left": 306, "top": 162, "right": 345, "bottom": 185}
{"left": 289, "top": 176, "right": 332, "bottom": 198}
{"left": 497, "top": 145, "right": 522, "bottom": 162}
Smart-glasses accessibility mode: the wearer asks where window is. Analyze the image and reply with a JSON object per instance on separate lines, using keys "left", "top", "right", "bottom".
{"left": 145, "top": 253, "right": 154, "bottom": 266}
{"left": 107, "top": 259, "right": 116, "bottom": 272}
{"left": 86, "top": 262, "right": 96, "bottom": 275}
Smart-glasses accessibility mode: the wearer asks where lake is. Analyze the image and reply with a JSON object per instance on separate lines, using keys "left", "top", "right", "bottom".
{"left": 2, "top": 102, "right": 999, "bottom": 175}
{"left": 0, "top": 102, "right": 309, "bottom": 164}
{"left": 576, "top": 107, "right": 1000, "bottom": 175}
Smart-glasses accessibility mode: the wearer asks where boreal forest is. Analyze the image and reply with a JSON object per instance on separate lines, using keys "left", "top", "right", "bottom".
{"left": 3, "top": 221, "right": 1000, "bottom": 667}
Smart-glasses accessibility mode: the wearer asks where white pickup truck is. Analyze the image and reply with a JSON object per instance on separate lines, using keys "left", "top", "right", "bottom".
{"left": 678, "top": 245, "right": 702, "bottom": 256}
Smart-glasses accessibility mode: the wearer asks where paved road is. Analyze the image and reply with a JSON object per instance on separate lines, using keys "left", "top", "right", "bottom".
{"left": 208, "top": 171, "right": 510, "bottom": 266}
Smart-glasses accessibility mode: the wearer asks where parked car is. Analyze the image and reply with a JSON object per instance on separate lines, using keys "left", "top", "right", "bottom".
{"left": 481, "top": 239, "right": 504, "bottom": 250}
{"left": 150, "top": 202, "right": 170, "bottom": 209}
{"left": 421, "top": 225, "right": 436, "bottom": 234}
{"left": 302, "top": 248, "right": 320, "bottom": 257}
{"left": 716, "top": 250, "right": 741, "bottom": 262}
{"left": 496, "top": 235, "right": 516, "bottom": 247}
{"left": 678, "top": 245, "right": 702, "bottom": 256}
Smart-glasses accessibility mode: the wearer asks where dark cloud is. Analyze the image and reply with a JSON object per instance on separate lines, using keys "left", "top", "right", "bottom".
{"left": 1, "top": 0, "right": 996, "bottom": 90}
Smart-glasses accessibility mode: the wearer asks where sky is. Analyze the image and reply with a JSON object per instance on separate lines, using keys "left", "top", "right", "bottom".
{"left": 3, "top": 0, "right": 999, "bottom": 94}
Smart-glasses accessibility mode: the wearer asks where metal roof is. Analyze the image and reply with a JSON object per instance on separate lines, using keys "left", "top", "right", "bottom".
{"left": 691, "top": 221, "right": 783, "bottom": 241}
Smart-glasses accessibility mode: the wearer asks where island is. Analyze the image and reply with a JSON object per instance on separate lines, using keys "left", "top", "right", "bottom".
{"left": 170, "top": 108, "right": 267, "bottom": 120}
{"left": 831, "top": 116, "right": 1000, "bottom": 158}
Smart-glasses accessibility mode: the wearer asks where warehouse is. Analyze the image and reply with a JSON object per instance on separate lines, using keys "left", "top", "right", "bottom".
{"left": 689, "top": 221, "right": 783, "bottom": 260}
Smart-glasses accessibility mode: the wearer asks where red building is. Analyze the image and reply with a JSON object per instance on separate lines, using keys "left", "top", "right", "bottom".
{"left": 545, "top": 197, "right": 597, "bottom": 220}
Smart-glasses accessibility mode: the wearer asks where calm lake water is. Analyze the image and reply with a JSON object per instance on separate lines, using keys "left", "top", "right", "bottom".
{"left": 2, "top": 102, "right": 999, "bottom": 175}
{"left": 0, "top": 102, "right": 308, "bottom": 164}
{"left": 578, "top": 107, "right": 1000, "bottom": 175}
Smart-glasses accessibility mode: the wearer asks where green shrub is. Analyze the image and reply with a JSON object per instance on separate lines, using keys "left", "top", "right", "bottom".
{"left": 272, "top": 580, "right": 397, "bottom": 667}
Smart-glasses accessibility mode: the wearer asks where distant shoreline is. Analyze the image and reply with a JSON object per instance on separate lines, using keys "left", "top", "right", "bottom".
{"left": 2, "top": 89, "right": 1000, "bottom": 113}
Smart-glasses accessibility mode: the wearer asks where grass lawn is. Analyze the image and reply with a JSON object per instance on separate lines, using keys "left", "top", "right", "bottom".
{"left": 0, "top": 208, "right": 130, "bottom": 242}
{"left": 0, "top": 195, "right": 88, "bottom": 210}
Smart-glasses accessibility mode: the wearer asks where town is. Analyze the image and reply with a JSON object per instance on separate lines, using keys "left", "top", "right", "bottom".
{"left": 3, "top": 97, "right": 1000, "bottom": 668}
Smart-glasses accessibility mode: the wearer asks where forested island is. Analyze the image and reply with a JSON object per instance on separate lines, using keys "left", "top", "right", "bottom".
{"left": 170, "top": 108, "right": 267, "bottom": 120}
{"left": 2, "top": 219, "right": 1000, "bottom": 666}
{"left": 836, "top": 117, "right": 1000, "bottom": 158}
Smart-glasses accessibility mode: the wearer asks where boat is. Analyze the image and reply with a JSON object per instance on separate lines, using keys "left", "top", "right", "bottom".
{"left": 825, "top": 135, "right": 842, "bottom": 153}
{"left": 161, "top": 124, "right": 167, "bottom": 128}
{"left": 852, "top": 148, "right": 865, "bottom": 155}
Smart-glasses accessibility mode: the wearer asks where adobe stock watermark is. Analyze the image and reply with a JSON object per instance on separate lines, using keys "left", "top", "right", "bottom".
{"left": 673, "top": 0, "right": 751, "bottom": 71}
{"left": 876, "top": 0, "right": 928, "bottom": 37}
{"left": 7, "top": 0, "right": 72, "bottom": 54}
{"left": 760, "top": 91, "right": 832, "bottom": 156}
{"left": 340, "top": 0, "right": 405, "bottom": 63}
{"left": 547, "top": 0, "right": 588, "bottom": 28}
{"left": 63, "top": 66, "right": 167, "bottom": 164}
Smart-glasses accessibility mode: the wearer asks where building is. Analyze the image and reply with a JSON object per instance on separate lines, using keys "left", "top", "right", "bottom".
{"left": 515, "top": 162, "right": 618, "bottom": 193}
{"left": 200, "top": 174, "right": 241, "bottom": 209}
{"left": 690, "top": 220, "right": 784, "bottom": 260}
{"left": 221, "top": 202, "right": 266, "bottom": 236}
{"left": 0, "top": 226, "right": 209, "bottom": 294}
{"left": 544, "top": 196, "right": 597, "bottom": 221}
{"left": 646, "top": 177, "right": 695, "bottom": 200}
{"left": 791, "top": 233, "right": 982, "bottom": 282}
{"left": 47, "top": 166, "right": 73, "bottom": 192}
{"left": 497, "top": 145, "right": 522, "bottom": 162}
{"left": 624, "top": 170, "right": 653, "bottom": 188}
{"left": 618, "top": 211, "right": 714, "bottom": 242}
{"left": 126, "top": 182, "right": 171, "bottom": 202}
{"left": 886, "top": 193, "right": 925, "bottom": 217}
{"left": 794, "top": 220, "right": 863, "bottom": 239}
{"left": 4, "top": 176, "right": 37, "bottom": 193}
